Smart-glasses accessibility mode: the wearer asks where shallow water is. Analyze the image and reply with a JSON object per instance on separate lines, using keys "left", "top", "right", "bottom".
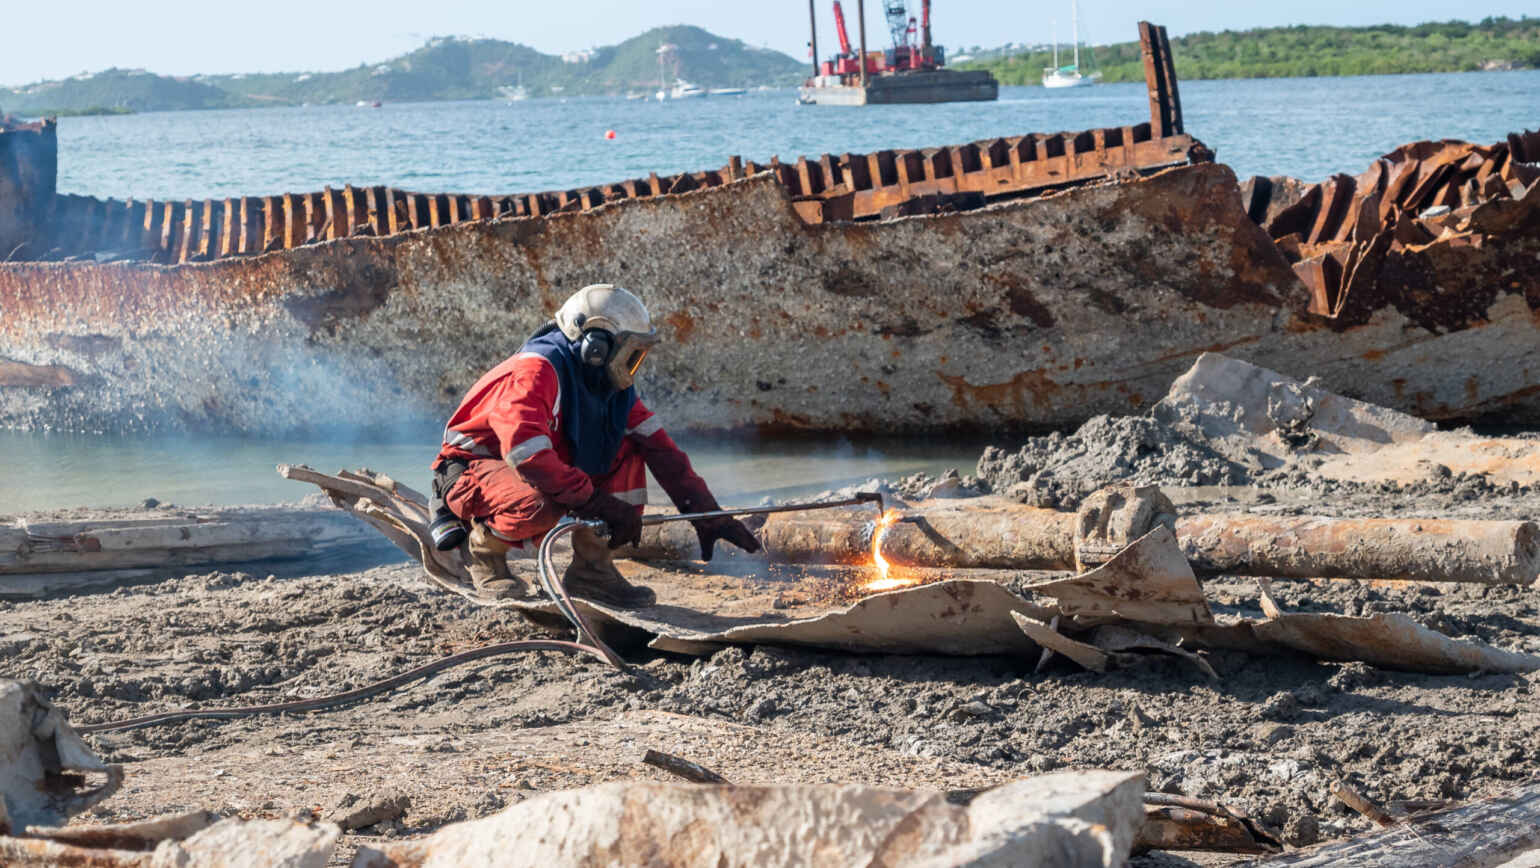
{"left": 0, "top": 429, "right": 988, "bottom": 513}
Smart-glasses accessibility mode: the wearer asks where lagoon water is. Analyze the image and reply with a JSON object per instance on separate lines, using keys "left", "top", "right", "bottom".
{"left": 55, "top": 71, "right": 1540, "bottom": 199}
{"left": 0, "top": 429, "right": 989, "bottom": 513}
{"left": 9, "top": 70, "right": 1539, "bottom": 512}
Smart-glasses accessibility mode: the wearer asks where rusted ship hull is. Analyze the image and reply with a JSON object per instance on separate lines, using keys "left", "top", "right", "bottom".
{"left": 0, "top": 23, "right": 1537, "bottom": 436}
{"left": 2, "top": 155, "right": 1539, "bottom": 436}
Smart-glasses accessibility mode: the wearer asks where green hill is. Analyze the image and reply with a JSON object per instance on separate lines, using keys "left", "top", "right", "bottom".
{"left": 3, "top": 68, "right": 245, "bottom": 114}
{"left": 2, "top": 27, "right": 804, "bottom": 115}
{"left": 960, "top": 16, "right": 1540, "bottom": 85}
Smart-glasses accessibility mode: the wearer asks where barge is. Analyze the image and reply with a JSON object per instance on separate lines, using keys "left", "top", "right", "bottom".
{"left": 796, "top": 0, "right": 997, "bottom": 105}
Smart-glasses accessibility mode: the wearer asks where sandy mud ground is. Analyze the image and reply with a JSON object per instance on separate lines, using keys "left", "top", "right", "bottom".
{"left": 4, "top": 475, "right": 1540, "bottom": 865}
{"left": 6, "top": 387, "right": 1540, "bottom": 865}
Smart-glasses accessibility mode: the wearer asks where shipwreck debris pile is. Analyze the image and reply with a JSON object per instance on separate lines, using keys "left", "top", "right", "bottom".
{"left": 979, "top": 353, "right": 1540, "bottom": 507}
{"left": 1243, "top": 129, "right": 1540, "bottom": 331}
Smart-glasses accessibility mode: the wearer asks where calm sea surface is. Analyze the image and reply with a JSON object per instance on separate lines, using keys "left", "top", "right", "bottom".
{"left": 8, "top": 70, "right": 1538, "bottom": 512}
{"left": 54, "top": 71, "right": 1540, "bottom": 199}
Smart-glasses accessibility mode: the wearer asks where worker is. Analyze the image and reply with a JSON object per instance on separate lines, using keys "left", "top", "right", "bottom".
{"left": 428, "top": 284, "right": 761, "bottom": 605}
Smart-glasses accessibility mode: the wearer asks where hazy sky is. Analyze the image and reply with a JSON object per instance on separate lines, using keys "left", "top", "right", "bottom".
{"left": 4, "top": 1, "right": 1534, "bottom": 86}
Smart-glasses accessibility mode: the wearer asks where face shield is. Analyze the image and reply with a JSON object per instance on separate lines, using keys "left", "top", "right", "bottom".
{"left": 604, "top": 329, "right": 660, "bottom": 390}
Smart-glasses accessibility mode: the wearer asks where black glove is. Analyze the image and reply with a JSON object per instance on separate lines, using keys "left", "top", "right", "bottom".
{"left": 692, "top": 516, "right": 762, "bottom": 562}
{"left": 572, "top": 492, "right": 643, "bottom": 550}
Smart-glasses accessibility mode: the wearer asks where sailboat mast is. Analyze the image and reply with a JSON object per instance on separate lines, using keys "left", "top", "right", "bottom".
{"left": 1072, "top": 0, "right": 1079, "bottom": 70}
{"left": 1052, "top": 20, "right": 1058, "bottom": 68}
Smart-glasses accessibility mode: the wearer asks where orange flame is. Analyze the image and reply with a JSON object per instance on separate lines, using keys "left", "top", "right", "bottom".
{"left": 862, "top": 509, "right": 917, "bottom": 593}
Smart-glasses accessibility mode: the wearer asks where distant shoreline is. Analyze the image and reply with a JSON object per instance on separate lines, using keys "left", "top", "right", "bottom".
{"left": 14, "top": 65, "right": 1539, "bottom": 121}
{"left": 958, "top": 17, "right": 1539, "bottom": 87}
{"left": 8, "top": 17, "right": 1537, "bottom": 116}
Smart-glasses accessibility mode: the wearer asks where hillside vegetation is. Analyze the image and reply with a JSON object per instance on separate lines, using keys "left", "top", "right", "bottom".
{"left": 2, "top": 26, "right": 803, "bottom": 115}
{"left": 960, "top": 17, "right": 1540, "bottom": 85}
{"left": 3, "top": 68, "right": 243, "bottom": 114}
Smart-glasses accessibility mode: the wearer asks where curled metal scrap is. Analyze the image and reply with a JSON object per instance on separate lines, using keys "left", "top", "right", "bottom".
{"left": 1243, "top": 130, "right": 1540, "bottom": 328}
{"left": 285, "top": 467, "right": 1540, "bottom": 675}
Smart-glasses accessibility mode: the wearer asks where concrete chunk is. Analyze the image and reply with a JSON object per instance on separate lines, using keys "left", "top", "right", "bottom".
{"left": 353, "top": 772, "right": 1146, "bottom": 868}
{"left": 0, "top": 679, "right": 122, "bottom": 830}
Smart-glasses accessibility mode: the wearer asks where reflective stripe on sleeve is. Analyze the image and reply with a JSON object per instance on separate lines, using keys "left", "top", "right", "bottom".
{"left": 443, "top": 429, "right": 494, "bottom": 457}
{"left": 626, "top": 415, "right": 664, "bottom": 438}
{"left": 507, "top": 434, "right": 554, "bottom": 464}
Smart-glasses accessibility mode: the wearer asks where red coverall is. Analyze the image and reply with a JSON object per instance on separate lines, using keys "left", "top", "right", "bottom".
{"left": 433, "top": 350, "right": 709, "bottom": 546}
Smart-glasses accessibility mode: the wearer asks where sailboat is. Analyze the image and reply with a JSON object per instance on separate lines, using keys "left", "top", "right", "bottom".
{"left": 499, "top": 70, "right": 529, "bottom": 101}
{"left": 1043, "top": 1, "right": 1101, "bottom": 88}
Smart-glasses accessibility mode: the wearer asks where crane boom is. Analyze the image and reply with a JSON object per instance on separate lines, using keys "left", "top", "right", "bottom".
{"left": 832, "top": 0, "right": 853, "bottom": 56}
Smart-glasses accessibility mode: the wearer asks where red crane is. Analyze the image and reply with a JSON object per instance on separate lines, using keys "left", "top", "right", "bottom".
{"left": 832, "top": 0, "right": 853, "bottom": 57}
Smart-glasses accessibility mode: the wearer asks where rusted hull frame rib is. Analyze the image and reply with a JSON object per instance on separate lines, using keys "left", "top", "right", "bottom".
{"left": 5, "top": 22, "right": 1203, "bottom": 264}
{"left": 1242, "top": 129, "right": 1540, "bottom": 325}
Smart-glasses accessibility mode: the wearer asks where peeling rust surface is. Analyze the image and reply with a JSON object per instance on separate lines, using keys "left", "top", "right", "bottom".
{"left": 0, "top": 163, "right": 1320, "bottom": 435}
{"left": 2, "top": 128, "right": 1538, "bottom": 433}
{"left": 1175, "top": 514, "right": 1540, "bottom": 585}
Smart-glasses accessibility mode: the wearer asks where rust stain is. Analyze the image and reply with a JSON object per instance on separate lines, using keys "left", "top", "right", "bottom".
{"left": 665, "top": 311, "right": 695, "bottom": 343}
{"left": 938, "top": 369, "right": 1062, "bottom": 413}
{"left": 0, "top": 358, "right": 77, "bottom": 388}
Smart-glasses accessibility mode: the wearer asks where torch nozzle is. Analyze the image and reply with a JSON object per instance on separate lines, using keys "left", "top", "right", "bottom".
{"left": 854, "top": 491, "right": 885, "bottom": 515}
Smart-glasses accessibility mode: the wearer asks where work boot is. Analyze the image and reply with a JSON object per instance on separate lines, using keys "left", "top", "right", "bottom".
{"left": 465, "top": 523, "right": 529, "bottom": 601}
{"left": 562, "top": 526, "right": 656, "bottom": 608}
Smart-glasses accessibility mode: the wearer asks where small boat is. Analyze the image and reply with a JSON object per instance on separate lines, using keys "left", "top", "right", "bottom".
{"left": 709, "top": 87, "right": 747, "bottom": 96}
{"left": 500, "top": 70, "right": 529, "bottom": 101}
{"left": 1042, "top": 1, "right": 1100, "bottom": 88}
{"left": 1042, "top": 65, "right": 1098, "bottom": 88}
{"left": 670, "top": 79, "right": 707, "bottom": 99}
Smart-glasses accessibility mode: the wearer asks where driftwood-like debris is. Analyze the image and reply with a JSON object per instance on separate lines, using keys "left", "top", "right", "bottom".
{"left": 1137, "top": 793, "right": 1282, "bottom": 855}
{"left": 0, "top": 504, "right": 383, "bottom": 597}
{"left": 1333, "top": 781, "right": 1396, "bottom": 828}
{"left": 1249, "top": 776, "right": 1540, "bottom": 866}
{"left": 0, "top": 680, "right": 122, "bottom": 830}
{"left": 642, "top": 750, "right": 731, "bottom": 785}
{"left": 20, "top": 809, "right": 217, "bottom": 850}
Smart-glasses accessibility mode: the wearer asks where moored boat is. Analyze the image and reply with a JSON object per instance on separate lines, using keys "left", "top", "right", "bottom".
{"left": 1042, "top": 0, "right": 1101, "bottom": 88}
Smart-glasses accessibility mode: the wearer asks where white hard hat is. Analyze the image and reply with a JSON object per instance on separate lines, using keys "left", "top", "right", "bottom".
{"left": 554, "top": 284, "right": 660, "bottom": 390}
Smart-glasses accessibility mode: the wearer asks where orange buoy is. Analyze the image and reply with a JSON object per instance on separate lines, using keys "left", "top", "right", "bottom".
{"left": 605, "top": 129, "right": 616, "bottom": 140}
